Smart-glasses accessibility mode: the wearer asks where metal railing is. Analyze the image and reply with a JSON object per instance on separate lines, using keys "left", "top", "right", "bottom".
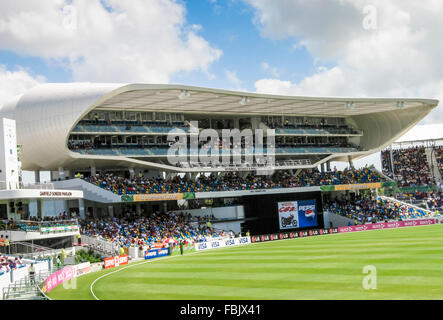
{"left": 3, "top": 269, "right": 54, "bottom": 300}
{"left": 1, "top": 219, "right": 79, "bottom": 234}
{"left": 0, "top": 181, "right": 54, "bottom": 191}
{"left": 379, "top": 196, "right": 439, "bottom": 217}
{"left": 81, "top": 235, "right": 119, "bottom": 256}
{"left": 176, "top": 159, "right": 312, "bottom": 171}
{"left": 21, "top": 182, "right": 55, "bottom": 190}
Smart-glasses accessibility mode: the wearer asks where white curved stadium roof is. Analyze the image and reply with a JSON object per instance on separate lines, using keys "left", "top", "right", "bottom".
{"left": 0, "top": 82, "right": 438, "bottom": 171}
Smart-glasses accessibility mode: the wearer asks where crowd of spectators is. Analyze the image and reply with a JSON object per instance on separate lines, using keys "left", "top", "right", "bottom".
{"left": 68, "top": 140, "right": 93, "bottom": 151}
{"left": 28, "top": 211, "right": 79, "bottom": 222}
{"left": 79, "top": 211, "right": 219, "bottom": 248}
{"left": 324, "top": 195, "right": 435, "bottom": 225}
{"left": 435, "top": 146, "right": 443, "bottom": 176}
{"left": 0, "top": 255, "right": 24, "bottom": 274}
{"left": 85, "top": 167, "right": 387, "bottom": 196}
{"left": 397, "top": 190, "right": 443, "bottom": 211}
{"left": 2, "top": 212, "right": 79, "bottom": 232}
{"left": 382, "top": 147, "right": 435, "bottom": 187}
{"left": 68, "top": 137, "right": 357, "bottom": 152}
{"left": 263, "top": 118, "right": 360, "bottom": 135}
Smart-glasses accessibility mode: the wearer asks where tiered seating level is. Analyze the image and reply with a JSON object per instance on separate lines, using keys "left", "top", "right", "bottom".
{"left": 68, "top": 113, "right": 363, "bottom": 158}
{"left": 4, "top": 220, "right": 79, "bottom": 234}
{"left": 274, "top": 125, "right": 362, "bottom": 136}
{"left": 72, "top": 120, "right": 188, "bottom": 134}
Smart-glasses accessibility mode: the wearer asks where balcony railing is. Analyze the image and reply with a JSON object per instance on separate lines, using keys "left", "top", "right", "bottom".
{"left": 0, "top": 181, "right": 54, "bottom": 191}
{"left": 1, "top": 219, "right": 79, "bottom": 234}
{"left": 71, "top": 146, "right": 358, "bottom": 157}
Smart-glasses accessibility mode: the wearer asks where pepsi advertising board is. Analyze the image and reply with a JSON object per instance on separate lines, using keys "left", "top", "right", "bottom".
{"left": 145, "top": 248, "right": 170, "bottom": 260}
{"left": 278, "top": 199, "right": 317, "bottom": 230}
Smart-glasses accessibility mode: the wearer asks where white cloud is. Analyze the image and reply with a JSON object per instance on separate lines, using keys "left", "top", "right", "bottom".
{"left": 0, "top": 0, "right": 222, "bottom": 83}
{"left": 225, "top": 69, "right": 241, "bottom": 86}
{"left": 246, "top": 0, "right": 443, "bottom": 124}
{"left": 261, "top": 62, "right": 279, "bottom": 77}
{"left": 396, "top": 124, "right": 443, "bottom": 142}
{"left": 0, "top": 65, "right": 45, "bottom": 107}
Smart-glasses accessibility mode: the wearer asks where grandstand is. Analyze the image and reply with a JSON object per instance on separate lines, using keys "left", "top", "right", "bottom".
{"left": 381, "top": 137, "right": 443, "bottom": 188}
{"left": 0, "top": 83, "right": 439, "bottom": 236}
{"left": 0, "top": 83, "right": 437, "bottom": 173}
{"left": 0, "top": 83, "right": 442, "bottom": 300}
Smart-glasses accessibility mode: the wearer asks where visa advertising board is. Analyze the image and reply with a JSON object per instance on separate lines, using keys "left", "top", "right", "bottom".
{"left": 278, "top": 200, "right": 317, "bottom": 230}
{"left": 195, "top": 237, "right": 251, "bottom": 251}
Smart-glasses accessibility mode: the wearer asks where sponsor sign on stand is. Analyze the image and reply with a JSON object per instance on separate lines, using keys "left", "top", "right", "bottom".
{"left": 251, "top": 228, "right": 339, "bottom": 243}
{"left": 45, "top": 266, "right": 75, "bottom": 293}
{"left": 145, "top": 248, "right": 170, "bottom": 260}
{"left": 337, "top": 219, "right": 435, "bottom": 233}
{"left": 195, "top": 237, "right": 251, "bottom": 251}
{"left": 278, "top": 200, "right": 318, "bottom": 230}
{"left": 44, "top": 262, "right": 92, "bottom": 293}
{"left": 123, "top": 193, "right": 195, "bottom": 202}
{"left": 104, "top": 255, "right": 129, "bottom": 269}
{"left": 75, "top": 262, "right": 91, "bottom": 276}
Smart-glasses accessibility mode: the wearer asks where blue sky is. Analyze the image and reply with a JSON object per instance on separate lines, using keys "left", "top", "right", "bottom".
{"left": 0, "top": 0, "right": 319, "bottom": 91}
{"left": 175, "top": 0, "right": 317, "bottom": 91}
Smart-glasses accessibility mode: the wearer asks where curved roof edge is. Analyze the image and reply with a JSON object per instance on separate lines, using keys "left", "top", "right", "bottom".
{"left": 104, "top": 83, "right": 440, "bottom": 105}
{"left": 0, "top": 82, "right": 439, "bottom": 171}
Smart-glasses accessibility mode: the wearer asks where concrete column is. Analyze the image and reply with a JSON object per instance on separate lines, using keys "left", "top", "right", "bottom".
{"left": 233, "top": 118, "right": 240, "bottom": 129}
{"left": 320, "top": 163, "right": 325, "bottom": 173}
{"left": 389, "top": 147, "right": 394, "bottom": 174}
{"left": 326, "top": 161, "right": 331, "bottom": 172}
{"left": 37, "top": 199, "right": 44, "bottom": 220}
{"left": 35, "top": 171, "right": 40, "bottom": 183}
{"left": 58, "top": 167, "right": 65, "bottom": 180}
{"left": 108, "top": 205, "right": 114, "bottom": 218}
{"left": 136, "top": 204, "right": 141, "bottom": 216}
{"left": 129, "top": 168, "right": 135, "bottom": 178}
{"left": 348, "top": 156, "right": 354, "bottom": 169}
{"left": 91, "top": 166, "right": 97, "bottom": 177}
{"left": 78, "top": 199, "right": 85, "bottom": 219}
{"left": 166, "top": 172, "right": 175, "bottom": 180}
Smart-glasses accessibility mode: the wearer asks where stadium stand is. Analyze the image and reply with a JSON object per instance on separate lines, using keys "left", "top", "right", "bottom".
{"left": 79, "top": 211, "right": 219, "bottom": 248}
{"left": 264, "top": 117, "right": 362, "bottom": 136}
{"left": 396, "top": 190, "right": 443, "bottom": 211}
{"left": 0, "top": 255, "right": 26, "bottom": 275}
{"left": 382, "top": 146, "right": 436, "bottom": 187}
{"left": 2, "top": 216, "right": 79, "bottom": 233}
{"left": 435, "top": 146, "right": 443, "bottom": 176}
{"left": 324, "top": 195, "right": 438, "bottom": 225}
{"left": 84, "top": 167, "right": 387, "bottom": 195}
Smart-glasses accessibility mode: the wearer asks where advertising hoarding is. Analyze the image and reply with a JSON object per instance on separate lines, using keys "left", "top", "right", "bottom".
{"left": 278, "top": 199, "right": 317, "bottom": 230}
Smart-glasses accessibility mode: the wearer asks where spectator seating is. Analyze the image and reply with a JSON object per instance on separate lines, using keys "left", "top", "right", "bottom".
{"left": 84, "top": 168, "right": 387, "bottom": 196}
{"left": 0, "top": 255, "right": 26, "bottom": 275}
{"left": 324, "top": 195, "right": 438, "bottom": 225}
{"left": 80, "top": 211, "right": 218, "bottom": 248}
{"left": 382, "top": 146, "right": 435, "bottom": 187}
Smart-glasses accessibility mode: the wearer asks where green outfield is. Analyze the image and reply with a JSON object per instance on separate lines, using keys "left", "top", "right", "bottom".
{"left": 48, "top": 224, "right": 443, "bottom": 300}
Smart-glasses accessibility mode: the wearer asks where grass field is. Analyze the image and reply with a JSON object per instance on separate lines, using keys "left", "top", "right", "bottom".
{"left": 48, "top": 224, "right": 443, "bottom": 300}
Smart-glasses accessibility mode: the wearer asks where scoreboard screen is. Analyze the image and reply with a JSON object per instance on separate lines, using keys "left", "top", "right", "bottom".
{"left": 278, "top": 199, "right": 318, "bottom": 230}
